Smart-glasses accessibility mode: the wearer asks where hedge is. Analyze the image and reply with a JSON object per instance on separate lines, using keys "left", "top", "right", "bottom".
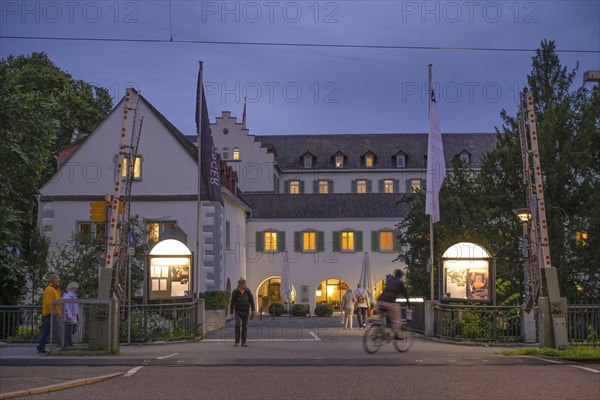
{"left": 314, "top": 303, "right": 334, "bottom": 317}
{"left": 204, "top": 291, "right": 231, "bottom": 310}
{"left": 269, "top": 303, "right": 286, "bottom": 316}
{"left": 291, "top": 304, "right": 309, "bottom": 317}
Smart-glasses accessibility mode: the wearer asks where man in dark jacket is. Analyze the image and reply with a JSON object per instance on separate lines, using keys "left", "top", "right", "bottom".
{"left": 229, "top": 278, "right": 255, "bottom": 347}
{"left": 377, "top": 269, "right": 410, "bottom": 340}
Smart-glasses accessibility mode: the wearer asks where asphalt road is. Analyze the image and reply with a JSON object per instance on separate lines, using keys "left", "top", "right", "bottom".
{"left": 2, "top": 317, "right": 599, "bottom": 399}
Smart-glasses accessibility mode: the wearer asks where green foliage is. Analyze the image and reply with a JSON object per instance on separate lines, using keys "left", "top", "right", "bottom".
{"left": 500, "top": 347, "right": 600, "bottom": 359}
{"left": 204, "top": 291, "right": 231, "bottom": 310}
{"left": 0, "top": 52, "right": 112, "bottom": 305}
{"left": 291, "top": 303, "right": 309, "bottom": 317}
{"left": 395, "top": 40, "right": 600, "bottom": 302}
{"left": 314, "top": 303, "right": 334, "bottom": 317}
{"left": 268, "top": 302, "right": 286, "bottom": 316}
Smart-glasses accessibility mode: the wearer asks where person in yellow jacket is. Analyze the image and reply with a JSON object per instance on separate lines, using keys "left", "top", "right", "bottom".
{"left": 37, "top": 274, "right": 62, "bottom": 353}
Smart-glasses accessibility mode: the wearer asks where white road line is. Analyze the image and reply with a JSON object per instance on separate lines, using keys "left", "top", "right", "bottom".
{"left": 124, "top": 366, "right": 144, "bottom": 377}
{"left": 156, "top": 353, "right": 179, "bottom": 360}
{"left": 531, "top": 357, "right": 564, "bottom": 364}
{"left": 201, "top": 339, "right": 320, "bottom": 342}
{"left": 309, "top": 332, "right": 321, "bottom": 342}
{"left": 570, "top": 365, "right": 600, "bottom": 374}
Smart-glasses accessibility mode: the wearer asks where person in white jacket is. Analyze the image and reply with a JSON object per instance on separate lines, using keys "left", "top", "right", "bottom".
{"left": 341, "top": 288, "right": 356, "bottom": 329}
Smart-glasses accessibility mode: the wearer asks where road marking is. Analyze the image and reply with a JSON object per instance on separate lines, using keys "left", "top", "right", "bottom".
{"left": 570, "top": 365, "right": 600, "bottom": 373}
{"left": 124, "top": 366, "right": 144, "bottom": 377}
{"left": 201, "top": 339, "right": 320, "bottom": 342}
{"left": 156, "top": 353, "right": 179, "bottom": 360}
{"left": 531, "top": 357, "right": 564, "bottom": 364}
{"left": 309, "top": 331, "right": 321, "bottom": 342}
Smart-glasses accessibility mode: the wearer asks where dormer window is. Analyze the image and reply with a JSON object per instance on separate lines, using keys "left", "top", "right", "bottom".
{"left": 303, "top": 152, "right": 314, "bottom": 168}
{"left": 335, "top": 155, "right": 344, "bottom": 168}
{"left": 459, "top": 150, "right": 471, "bottom": 165}
{"left": 363, "top": 151, "right": 375, "bottom": 168}
{"left": 396, "top": 154, "right": 406, "bottom": 168}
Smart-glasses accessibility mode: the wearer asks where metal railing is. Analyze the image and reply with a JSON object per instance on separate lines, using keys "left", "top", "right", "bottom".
{"left": 567, "top": 300, "right": 600, "bottom": 346}
{"left": 120, "top": 300, "right": 199, "bottom": 343}
{"left": 434, "top": 303, "right": 523, "bottom": 342}
{"left": 0, "top": 305, "right": 43, "bottom": 343}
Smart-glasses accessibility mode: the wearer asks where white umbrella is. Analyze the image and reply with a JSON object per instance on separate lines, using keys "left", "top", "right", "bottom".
{"left": 359, "top": 252, "right": 376, "bottom": 303}
{"left": 280, "top": 251, "right": 293, "bottom": 313}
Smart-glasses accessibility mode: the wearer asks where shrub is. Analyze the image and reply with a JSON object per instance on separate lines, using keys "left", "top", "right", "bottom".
{"left": 291, "top": 304, "right": 308, "bottom": 317}
{"left": 204, "top": 291, "right": 230, "bottom": 310}
{"left": 314, "top": 303, "right": 334, "bottom": 317}
{"left": 269, "top": 303, "right": 285, "bottom": 316}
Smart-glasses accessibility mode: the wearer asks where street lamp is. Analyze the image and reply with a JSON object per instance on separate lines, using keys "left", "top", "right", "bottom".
{"left": 513, "top": 208, "right": 537, "bottom": 343}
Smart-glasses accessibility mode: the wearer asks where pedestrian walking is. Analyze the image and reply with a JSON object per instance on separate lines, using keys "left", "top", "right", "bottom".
{"left": 229, "top": 278, "right": 255, "bottom": 347}
{"left": 62, "top": 282, "right": 80, "bottom": 347}
{"left": 354, "top": 283, "right": 370, "bottom": 329}
{"left": 37, "top": 274, "right": 62, "bottom": 353}
{"left": 341, "top": 288, "right": 356, "bottom": 329}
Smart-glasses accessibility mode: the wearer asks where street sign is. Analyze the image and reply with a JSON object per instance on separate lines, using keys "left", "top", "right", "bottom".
{"left": 89, "top": 201, "right": 106, "bottom": 222}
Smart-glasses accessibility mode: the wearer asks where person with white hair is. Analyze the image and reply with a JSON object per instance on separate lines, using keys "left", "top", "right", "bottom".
{"left": 62, "top": 282, "right": 80, "bottom": 347}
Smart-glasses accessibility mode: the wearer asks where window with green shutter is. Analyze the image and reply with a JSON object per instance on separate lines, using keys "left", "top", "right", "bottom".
{"left": 255, "top": 231, "right": 264, "bottom": 252}
{"left": 332, "top": 231, "right": 340, "bottom": 252}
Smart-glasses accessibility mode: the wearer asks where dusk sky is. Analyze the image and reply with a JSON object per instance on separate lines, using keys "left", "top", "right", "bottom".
{"left": 1, "top": 1, "right": 599, "bottom": 135}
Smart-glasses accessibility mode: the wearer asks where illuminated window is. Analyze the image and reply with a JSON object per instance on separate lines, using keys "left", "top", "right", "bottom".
{"left": 290, "top": 180, "right": 300, "bottom": 194}
{"left": 384, "top": 180, "right": 394, "bottom": 193}
{"left": 365, "top": 154, "right": 374, "bottom": 168}
{"left": 122, "top": 156, "right": 142, "bottom": 180}
{"left": 77, "top": 222, "right": 105, "bottom": 244}
{"left": 576, "top": 231, "right": 589, "bottom": 247}
{"left": 411, "top": 179, "right": 422, "bottom": 193}
{"left": 147, "top": 221, "right": 177, "bottom": 244}
{"left": 380, "top": 231, "right": 394, "bottom": 251}
{"left": 396, "top": 155, "right": 406, "bottom": 168}
{"left": 233, "top": 147, "right": 240, "bottom": 160}
{"left": 319, "top": 180, "right": 329, "bottom": 194}
{"left": 303, "top": 231, "right": 316, "bottom": 251}
{"left": 264, "top": 231, "right": 278, "bottom": 252}
{"left": 341, "top": 231, "right": 355, "bottom": 251}
{"left": 335, "top": 155, "right": 344, "bottom": 168}
{"left": 356, "top": 180, "right": 367, "bottom": 194}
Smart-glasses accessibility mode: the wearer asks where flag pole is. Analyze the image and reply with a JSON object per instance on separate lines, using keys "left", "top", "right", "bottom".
{"left": 428, "top": 64, "right": 435, "bottom": 302}
{"left": 196, "top": 61, "right": 204, "bottom": 297}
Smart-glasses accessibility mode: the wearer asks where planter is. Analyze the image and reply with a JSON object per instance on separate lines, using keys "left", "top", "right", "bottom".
{"left": 367, "top": 309, "right": 374, "bottom": 317}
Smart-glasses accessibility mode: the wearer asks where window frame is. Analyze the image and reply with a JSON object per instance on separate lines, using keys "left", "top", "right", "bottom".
{"left": 77, "top": 221, "right": 106, "bottom": 244}
{"left": 318, "top": 180, "right": 329, "bottom": 194}
{"left": 379, "top": 230, "right": 394, "bottom": 252}
{"left": 264, "top": 231, "right": 278, "bottom": 252}
{"left": 147, "top": 220, "right": 177, "bottom": 244}
{"left": 121, "top": 155, "right": 143, "bottom": 181}
{"left": 384, "top": 179, "right": 394, "bottom": 193}
{"left": 411, "top": 179, "right": 422, "bottom": 193}
{"left": 356, "top": 179, "right": 367, "bottom": 194}
{"left": 396, "top": 154, "right": 406, "bottom": 168}
{"left": 289, "top": 180, "right": 301, "bottom": 194}
{"left": 303, "top": 154, "right": 313, "bottom": 168}
{"left": 303, "top": 231, "right": 317, "bottom": 252}
{"left": 341, "top": 231, "right": 355, "bottom": 252}
{"left": 365, "top": 154, "right": 374, "bottom": 168}
{"left": 335, "top": 155, "right": 344, "bottom": 168}
{"left": 232, "top": 147, "right": 240, "bottom": 160}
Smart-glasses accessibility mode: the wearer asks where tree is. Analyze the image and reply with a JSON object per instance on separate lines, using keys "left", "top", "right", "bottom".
{"left": 0, "top": 52, "right": 112, "bottom": 304}
{"left": 395, "top": 40, "right": 600, "bottom": 302}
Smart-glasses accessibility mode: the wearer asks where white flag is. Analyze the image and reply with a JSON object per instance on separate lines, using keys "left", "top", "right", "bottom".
{"left": 425, "top": 90, "right": 446, "bottom": 223}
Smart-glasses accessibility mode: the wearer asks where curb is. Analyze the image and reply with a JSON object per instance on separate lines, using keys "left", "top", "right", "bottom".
{"left": 0, "top": 372, "right": 124, "bottom": 400}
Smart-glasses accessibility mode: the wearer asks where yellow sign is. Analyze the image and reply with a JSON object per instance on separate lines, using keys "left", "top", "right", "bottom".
{"left": 89, "top": 201, "right": 106, "bottom": 222}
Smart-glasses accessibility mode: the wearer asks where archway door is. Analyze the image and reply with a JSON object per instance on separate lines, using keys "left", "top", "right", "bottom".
{"left": 315, "top": 278, "right": 349, "bottom": 311}
{"left": 256, "top": 276, "right": 296, "bottom": 312}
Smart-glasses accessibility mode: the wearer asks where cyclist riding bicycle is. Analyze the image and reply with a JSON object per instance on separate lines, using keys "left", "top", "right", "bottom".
{"left": 376, "top": 269, "right": 411, "bottom": 340}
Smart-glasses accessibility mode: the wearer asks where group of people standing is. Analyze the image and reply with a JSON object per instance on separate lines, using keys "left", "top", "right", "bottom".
{"left": 341, "top": 283, "right": 371, "bottom": 329}
{"left": 37, "top": 274, "right": 80, "bottom": 353}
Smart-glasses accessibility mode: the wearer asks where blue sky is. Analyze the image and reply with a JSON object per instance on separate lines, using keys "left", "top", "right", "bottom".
{"left": 1, "top": 1, "right": 599, "bottom": 135}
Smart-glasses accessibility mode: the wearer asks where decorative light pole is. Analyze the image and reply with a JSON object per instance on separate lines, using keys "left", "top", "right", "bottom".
{"left": 513, "top": 208, "right": 537, "bottom": 343}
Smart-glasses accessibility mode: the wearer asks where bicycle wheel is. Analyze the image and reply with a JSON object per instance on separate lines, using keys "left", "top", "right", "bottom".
{"left": 363, "top": 324, "right": 384, "bottom": 354}
{"left": 392, "top": 324, "right": 415, "bottom": 352}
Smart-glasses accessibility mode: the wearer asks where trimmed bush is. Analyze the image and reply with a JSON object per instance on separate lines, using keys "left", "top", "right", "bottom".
{"left": 291, "top": 304, "right": 308, "bottom": 317}
{"left": 314, "top": 303, "right": 334, "bottom": 317}
{"left": 204, "top": 291, "right": 231, "bottom": 310}
{"left": 269, "top": 303, "right": 285, "bottom": 316}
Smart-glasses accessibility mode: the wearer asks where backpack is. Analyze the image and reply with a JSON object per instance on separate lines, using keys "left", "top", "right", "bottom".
{"left": 357, "top": 290, "right": 366, "bottom": 304}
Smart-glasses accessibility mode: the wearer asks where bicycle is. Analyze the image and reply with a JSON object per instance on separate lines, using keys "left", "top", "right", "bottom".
{"left": 362, "top": 306, "right": 414, "bottom": 354}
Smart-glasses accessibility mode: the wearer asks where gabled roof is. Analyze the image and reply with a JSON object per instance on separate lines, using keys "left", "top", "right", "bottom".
{"left": 254, "top": 133, "right": 496, "bottom": 169}
{"left": 240, "top": 193, "right": 412, "bottom": 219}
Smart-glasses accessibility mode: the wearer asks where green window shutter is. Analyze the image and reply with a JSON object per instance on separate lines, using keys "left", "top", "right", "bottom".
{"left": 405, "top": 179, "right": 411, "bottom": 193}
{"left": 371, "top": 231, "right": 379, "bottom": 252}
{"left": 299, "top": 181, "right": 305, "bottom": 194}
{"left": 316, "top": 231, "right": 325, "bottom": 252}
{"left": 351, "top": 180, "right": 357, "bottom": 193}
{"left": 328, "top": 180, "right": 334, "bottom": 194}
{"left": 378, "top": 179, "right": 384, "bottom": 193}
{"left": 313, "top": 180, "right": 318, "bottom": 193}
{"left": 355, "top": 231, "right": 363, "bottom": 252}
{"left": 394, "top": 179, "right": 400, "bottom": 193}
{"left": 255, "top": 231, "right": 264, "bottom": 253}
{"left": 294, "top": 231, "right": 302, "bottom": 252}
{"left": 284, "top": 180, "right": 290, "bottom": 194}
{"left": 393, "top": 231, "right": 401, "bottom": 251}
{"left": 332, "top": 231, "right": 340, "bottom": 252}
{"left": 366, "top": 180, "right": 372, "bottom": 193}
{"left": 277, "top": 231, "right": 286, "bottom": 252}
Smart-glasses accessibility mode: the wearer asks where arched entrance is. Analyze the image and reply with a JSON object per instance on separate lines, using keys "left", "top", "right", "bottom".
{"left": 315, "top": 278, "right": 349, "bottom": 311}
{"left": 256, "top": 277, "right": 296, "bottom": 312}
